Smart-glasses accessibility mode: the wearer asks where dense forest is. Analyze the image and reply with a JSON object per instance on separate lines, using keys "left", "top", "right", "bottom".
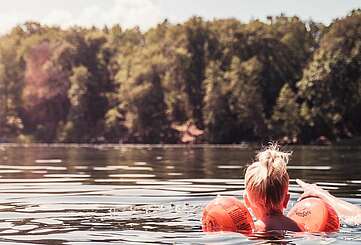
{"left": 0, "top": 10, "right": 360, "bottom": 144}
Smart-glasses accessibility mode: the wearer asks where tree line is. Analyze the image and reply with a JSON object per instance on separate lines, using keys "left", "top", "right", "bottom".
{"left": 0, "top": 10, "right": 360, "bottom": 144}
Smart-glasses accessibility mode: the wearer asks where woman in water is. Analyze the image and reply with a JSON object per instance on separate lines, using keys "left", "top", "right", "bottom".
{"left": 243, "top": 144, "right": 302, "bottom": 231}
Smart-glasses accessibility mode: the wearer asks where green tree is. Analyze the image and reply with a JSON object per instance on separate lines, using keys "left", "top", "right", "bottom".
{"left": 270, "top": 15, "right": 318, "bottom": 66}
{"left": 59, "top": 66, "right": 90, "bottom": 142}
{"left": 212, "top": 19, "right": 303, "bottom": 118}
{"left": 270, "top": 84, "right": 301, "bottom": 139}
{"left": 119, "top": 65, "right": 172, "bottom": 143}
{"left": 203, "top": 61, "right": 234, "bottom": 143}
{"left": 0, "top": 12, "right": 360, "bottom": 144}
{"left": 0, "top": 32, "right": 25, "bottom": 139}
{"left": 298, "top": 10, "right": 361, "bottom": 140}
{"left": 226, "top": 56, "right": 266, "bottom": 140}
{"left": 103, "top": 106, "right": 127, "bottom": 143}
{"left": 21, "top": 39, "right": 71, "bottom": 142}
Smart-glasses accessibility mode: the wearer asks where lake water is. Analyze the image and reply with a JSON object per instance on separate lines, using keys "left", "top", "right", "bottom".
{"left": 0, "top": 144, "right": 360, "bottom": 244}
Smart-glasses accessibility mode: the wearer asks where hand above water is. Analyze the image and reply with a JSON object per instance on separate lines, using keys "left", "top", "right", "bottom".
{"left": 296, "top": 179, "right": 333, "bottom": 202}
{"left": 296, "top": 179, "right": 361, "bottom": 219}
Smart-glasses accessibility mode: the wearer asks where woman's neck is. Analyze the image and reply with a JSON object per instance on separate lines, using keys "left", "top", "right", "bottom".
{"left": 258, "top": 209, "right": 284, "bottom": 220}
{"left": 254, "top": 210, "right": 286, "bottom": 232}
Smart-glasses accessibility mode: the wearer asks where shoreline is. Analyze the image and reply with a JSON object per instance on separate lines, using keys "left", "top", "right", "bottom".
{"left": 1, "top": 143, "right": 361, "bottom": 149}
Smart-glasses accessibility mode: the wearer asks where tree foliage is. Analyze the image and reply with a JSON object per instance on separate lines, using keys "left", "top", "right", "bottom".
{"left": 0, "top": 10, "right": 360, "bottom": 143}
{"left": 298, "top": 10, "right": 361, "bottom": 140}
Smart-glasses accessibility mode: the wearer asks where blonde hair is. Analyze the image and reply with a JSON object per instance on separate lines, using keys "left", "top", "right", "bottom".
{"left": 245, "top": 143, "right": 291, "bottom": 213}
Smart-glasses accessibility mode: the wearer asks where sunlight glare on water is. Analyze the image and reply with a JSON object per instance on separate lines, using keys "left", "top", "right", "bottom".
{"left": 0, "top": 145, "right": 360, "bottom": 244}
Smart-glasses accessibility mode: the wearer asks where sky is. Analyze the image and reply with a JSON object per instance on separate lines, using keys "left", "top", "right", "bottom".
{"left": 0, "top": 0, "right": 359, "bottom": 33}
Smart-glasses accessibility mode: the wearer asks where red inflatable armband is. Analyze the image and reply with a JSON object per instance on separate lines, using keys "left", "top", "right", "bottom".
{"left": 288, "top": 197, "right": 340, "bottom": 232}
{"left": 202, "top": 196, "right": 254, "bottom": 234}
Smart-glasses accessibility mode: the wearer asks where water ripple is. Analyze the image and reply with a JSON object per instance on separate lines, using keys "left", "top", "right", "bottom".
{"left": 0, "top": 145, "right": 359, "bottom": 244}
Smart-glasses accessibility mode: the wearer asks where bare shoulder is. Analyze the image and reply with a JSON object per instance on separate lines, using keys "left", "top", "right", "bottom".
{"left": 283, "top": 216, "right": 303, "bottom": 232}
{"left": 262, "top": 215, "right": 303, "bottom": 232}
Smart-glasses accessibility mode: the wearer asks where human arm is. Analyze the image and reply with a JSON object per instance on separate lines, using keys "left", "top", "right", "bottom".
{"left": 296, "top": 179, "right": 361, "bottom": 218}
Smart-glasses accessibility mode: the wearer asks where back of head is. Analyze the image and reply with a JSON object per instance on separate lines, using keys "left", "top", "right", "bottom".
{"left": 245, "top": 144, "right": 290, "bottom": 213}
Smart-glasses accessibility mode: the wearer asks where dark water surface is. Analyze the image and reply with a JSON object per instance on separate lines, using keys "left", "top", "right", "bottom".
{"left": 0, "top": 144, "right": 360, "bottom": 244}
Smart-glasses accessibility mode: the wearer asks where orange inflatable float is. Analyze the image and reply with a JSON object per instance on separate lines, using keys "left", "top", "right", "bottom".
{"left": 288, "top": 197, "right": 340, "bottom": 232}
{"left": 202, "top": 196, "right": 340, "bottom": 234}
{"left": 202, "top": 196, "right": 254, "bottom": 234}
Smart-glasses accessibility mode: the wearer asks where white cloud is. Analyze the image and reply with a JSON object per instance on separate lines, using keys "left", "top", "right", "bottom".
{"left": 0, "top": 12, "right": 34, "bottom": 34}
{"left": 0, "top": 0, "right": 163, "bottom": 33}
{"left": 45, "top": 0, "right": 163, "bottom": 30}
{"left": 42, "top": 9, "right": 73, "bottom": 27}
{"left": 108, "top": 0, "right": 163, "bottom": 29}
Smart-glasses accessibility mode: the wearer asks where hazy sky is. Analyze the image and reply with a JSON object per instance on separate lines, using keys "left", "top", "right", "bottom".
{"left": 0, "top": 0, "right": 359, "bottom": 32}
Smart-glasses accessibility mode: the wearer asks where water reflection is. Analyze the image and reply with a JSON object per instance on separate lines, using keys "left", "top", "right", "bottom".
{"left": 0, "top": 145, "right": 359, "bottom": 244}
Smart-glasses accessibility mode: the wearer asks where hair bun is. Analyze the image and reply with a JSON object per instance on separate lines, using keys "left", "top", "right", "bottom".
{"left": 256, "top": 143, "right": 291, "bottom": 177}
